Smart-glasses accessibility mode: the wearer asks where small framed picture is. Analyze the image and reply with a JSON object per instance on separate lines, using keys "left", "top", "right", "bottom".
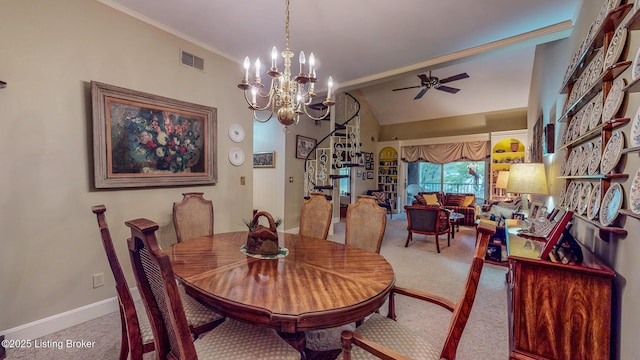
{"left": 296, "top": 135, "right": 317, "bottom": 160}
{"left": 529, "top": 201, "right": 544, "bottom": 219}
{"left": 253, "top": 151, "right": 275, "bottom": 168}
{"left": 367, "top": 171, "right": 374, "bottom": 179}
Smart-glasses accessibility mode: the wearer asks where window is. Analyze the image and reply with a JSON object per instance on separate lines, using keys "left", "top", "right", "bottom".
{"left": 338, "top": 167, "right": 350, "bottom": 196}
{"left": 406, "top": 160, "right": 486, "bottom": 205}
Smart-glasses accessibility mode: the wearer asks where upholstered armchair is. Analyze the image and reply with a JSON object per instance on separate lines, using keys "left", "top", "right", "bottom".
{"left": 404, "top": 205, "right": 451, "bottom": 253}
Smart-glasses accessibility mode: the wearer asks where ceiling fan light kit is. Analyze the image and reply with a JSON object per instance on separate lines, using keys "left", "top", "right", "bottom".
{"left": 393, "top": 71, "right": 469, "bottom": 99}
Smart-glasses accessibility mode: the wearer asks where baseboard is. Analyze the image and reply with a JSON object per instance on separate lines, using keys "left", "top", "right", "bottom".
{"left": 0, "top": 288, "right": 141, "bottom": 341}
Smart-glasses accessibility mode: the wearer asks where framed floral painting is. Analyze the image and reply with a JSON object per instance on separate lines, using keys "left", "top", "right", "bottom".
{"left": 91, "top": 81, "right": 217, "bottom": 188}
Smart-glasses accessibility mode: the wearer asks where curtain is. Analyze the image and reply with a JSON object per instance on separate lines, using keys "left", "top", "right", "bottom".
{"left": 401, "top": 141, "right": 490, "bottom": 163}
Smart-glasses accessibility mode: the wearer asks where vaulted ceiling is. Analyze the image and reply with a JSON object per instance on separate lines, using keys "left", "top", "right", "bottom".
{"left": 102, "top": 0, "right": 581, "bottom": 125}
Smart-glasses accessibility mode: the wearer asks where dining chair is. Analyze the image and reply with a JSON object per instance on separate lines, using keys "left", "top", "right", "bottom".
{"left": 91, "top": 205, "right": 224, "bottom": 360}
{"left": 299, "top": 192, "right": 333, "bottom": 240}
{"left": 340, "top": 221, "right": 496, "bottom": 360}
{"left": 173, "top": 192, "right": 214, "bottom": 242}
{"left": 345, "top": 195, "right": 387, "bottom": 254}
{"left": 91, "top": 205, "right": 154, "bottom": 360}
{"left": 404, "top": 205, "right": 451, "bottom": 253}
{"left": 125, "top": 218, "right": 301, "bottom": 360}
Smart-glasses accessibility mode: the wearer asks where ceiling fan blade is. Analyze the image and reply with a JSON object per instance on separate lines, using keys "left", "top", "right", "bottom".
{"left": 439, "top": 72, "right": 469, "bottom": 84}
{"left": 436, "top": 85, "right": 460, "bottom": 94}
{"left": 392, "top": 85, "right": 422, "bottom": 91}
{"left": 417, "top": 74, "right": 429, "bottom": 83}
{"left": 414, "top": 87, "right": 429, "bottom": 99}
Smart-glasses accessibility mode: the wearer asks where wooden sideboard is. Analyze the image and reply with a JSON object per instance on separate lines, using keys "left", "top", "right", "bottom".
{"left": 505, "top": 222, "right": 615, "bottom": 360}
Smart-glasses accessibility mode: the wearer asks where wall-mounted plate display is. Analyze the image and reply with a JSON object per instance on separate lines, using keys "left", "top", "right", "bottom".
{"left": 572, "top": 182, "right": 583, "bottom": 211}
{"left": 228, "top": 124, "right": 245, "bottom": 143}
{"left": 587, "top": 183, "right": 602, "bottom": 220}
{"left": 603, "top": 26, "right": 627, "bottom": 71}
{"left": 600, "top": 183, "right": 623, "bottom": 226}
{"left": 601, "top": 77, "right": 626, "bottom": 123}
{"left": 630, "top": 105, "right": 640, "bottom": 147}
{"left": 228, "top": 148, "right": 245, "bottom": 166}
{"left": 629, "top": 168, "right": 640, "bottom": 214}
{"left": 578, "top": 143, "right": 590, "bottom": 176}
{"left": 578, "top": 182, "right": 592, "bottom": 216}
{"left": 580, "top": 101, "right": 593, "bottom": 136}
{"left": 588, "top": 138, "right": 602, "bottom": 175}
{"left": 589, "top": 92, "right": 603, "bottom": 130}
{"left": 600, "top": 130, "right": 624, "bottom": 174}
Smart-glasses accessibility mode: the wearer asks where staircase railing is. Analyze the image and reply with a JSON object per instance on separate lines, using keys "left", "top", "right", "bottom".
{"left": 303, "top": 93, "right": 361, "bottom": 199}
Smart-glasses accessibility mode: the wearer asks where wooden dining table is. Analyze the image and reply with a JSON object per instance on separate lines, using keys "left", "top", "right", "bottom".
{"left": 165, "top": 231, "right": 395, "bottom": 351}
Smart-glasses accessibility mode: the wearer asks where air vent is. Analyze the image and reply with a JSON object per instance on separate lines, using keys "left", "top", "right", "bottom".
{"left": 180, "top": 50, "right": 204, "bottom": 71}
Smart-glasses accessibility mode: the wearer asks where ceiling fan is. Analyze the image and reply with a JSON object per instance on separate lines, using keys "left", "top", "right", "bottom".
{"left": 392, "top": 72, "right": 470, "bottom": 100}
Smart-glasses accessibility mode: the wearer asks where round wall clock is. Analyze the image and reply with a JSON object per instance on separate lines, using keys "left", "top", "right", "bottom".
{"left": 228, "top": 148, "right": 245, "bottom": 166}
{"left": 228, "top": 124, "right": 245, "bottom": 143}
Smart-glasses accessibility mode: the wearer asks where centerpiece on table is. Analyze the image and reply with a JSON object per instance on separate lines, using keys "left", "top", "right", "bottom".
{"left": 243, "top": 211, "right": 282, "bottom": 256}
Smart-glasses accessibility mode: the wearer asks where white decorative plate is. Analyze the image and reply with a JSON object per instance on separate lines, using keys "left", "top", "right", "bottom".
{"left": 633, "top": 44, "right": 640, "bottom": 81}
{"left": 600, "top": 130, "right": 625, "bottom": 174}
{"left": 601, "top": 77, "right": 626, "bottom": 123}
{"left": 571, "top": 110, "right": 582, "bottom": 140}
{"left": 588, "top": 138, "right": 602, "bottom": 175}
{"left": 565, "top": 119, "right": 576, "bottom": 144}
{"left": 568, "top": 77, "right": 582, "bottom": 110}
{"left": 559, "top": 183, "right": 568, "bottom": 207}
{"left": 565, "top": 181, "right": 578, "bottom": 209}
{"left": 579, "top": 101, "right": 593, "bottom": 136}
{"left": 564, "top": 151, "right": 573, "bottom": 176}
{"left": 578, "top": 143, "right": 590, "bottom": 176}
{"left": 589, "top": 92, "right": 604, "bottom": 130}
{"left": 587, "top": 183, "right": 602, "bottom": 220}
{"left": 571, "top": 146, "right": 583, "bottom": 176}
{"left": 630, "top": 105, "right": 640, "bottom": 147}
{"left": 578, "top": 182, "right": 593, "bottom": 216}
{"left": 600, "top": 183, "right": 623, "bottom": 226}
{"left": 228, "top": 148, "right": 245, "bottom": 166}
{"left": 559, "top": 154, "right": 568, "bottom": 176}
{"left": 572, "top": 182, "right": 583, "bottom": 211}
{"left": 603, "top": 26, "right": 627, "bottom": 71}
{"left": 630, "top": 168, "right": 640, "bottom": 214}
{"left": 589, "top": 49, "right": 605, "bottom": 87}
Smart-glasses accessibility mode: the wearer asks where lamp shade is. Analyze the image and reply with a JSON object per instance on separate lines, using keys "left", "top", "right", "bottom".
{"left": 495, "top": 171, "right": 510, "bottom": 189}
{"left": 506, "top": 163, "right": 548, "bottom": 195}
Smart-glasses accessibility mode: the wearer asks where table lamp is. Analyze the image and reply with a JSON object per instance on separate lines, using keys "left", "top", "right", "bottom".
{"left": 506, "top": 163, "right": 548, "bottom": 218}
{"left": 495, "top": 171, "right": 510, "bottom": 199}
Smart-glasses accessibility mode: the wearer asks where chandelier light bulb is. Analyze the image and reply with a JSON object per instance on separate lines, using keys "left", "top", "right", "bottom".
{"left": 254, "top": 58, "right": 261, "bottom": 79}
{"left": 309, "top": 53, "right": 315, "bottom": 78}
{"left": 243, "top": 57, "right": 250, "bottom": 81}
{"left": 271, "top": 46, "right": 278, "bottom": 69}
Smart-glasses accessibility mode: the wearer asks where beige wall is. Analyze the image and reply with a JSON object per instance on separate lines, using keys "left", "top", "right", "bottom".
{"left": 0, "top": 0, "right": 259, "bottom": 330}
{"left": 378, "top": 108, "right": 527, "bottom": 141}
{"left": 530, "top": 1, "right": 640, "bottom": 358}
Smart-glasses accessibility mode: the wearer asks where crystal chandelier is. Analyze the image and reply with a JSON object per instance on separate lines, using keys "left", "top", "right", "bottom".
{"left": 238, "top": 0, "right": 335, "bottom": 129}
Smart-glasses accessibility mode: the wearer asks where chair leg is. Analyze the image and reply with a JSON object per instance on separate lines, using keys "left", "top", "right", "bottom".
{"left": 405, "top": 232, "right": 412, "bottom": 247}
{"left": 435, "top": 234, "right": 440, "bottom": 253}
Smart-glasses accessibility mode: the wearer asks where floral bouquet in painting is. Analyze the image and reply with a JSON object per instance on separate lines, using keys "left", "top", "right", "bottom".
{"left": 110, "top": 107, "right": 204, "bottom": 174}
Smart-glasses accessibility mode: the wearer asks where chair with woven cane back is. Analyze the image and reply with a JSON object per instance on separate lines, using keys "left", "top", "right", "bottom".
{"left": 173, "top": 192, "right": 214, "bottom": 243}
{"left": 125, "top": 218, "right": 300, "bottom": 360}
{"left": 91, "top": 205, "right": 224, "bottom": 360}
{"left": 345, "top": 195, "right": 387, "bottom": 254}
{"left": 299, "top": 192, "right": 333, "bottom": 240}
{"left": 340, "top": 221, "right": 496, "bottom": 360}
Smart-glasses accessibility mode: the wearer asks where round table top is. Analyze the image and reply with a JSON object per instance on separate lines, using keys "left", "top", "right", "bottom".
{"left": 166, "top": 231, "right": 395, "bottom": 334}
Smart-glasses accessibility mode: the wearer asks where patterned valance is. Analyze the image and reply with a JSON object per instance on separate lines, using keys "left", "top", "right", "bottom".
{"left": 401, "top": 141, "right": 490, "bottom": 163}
